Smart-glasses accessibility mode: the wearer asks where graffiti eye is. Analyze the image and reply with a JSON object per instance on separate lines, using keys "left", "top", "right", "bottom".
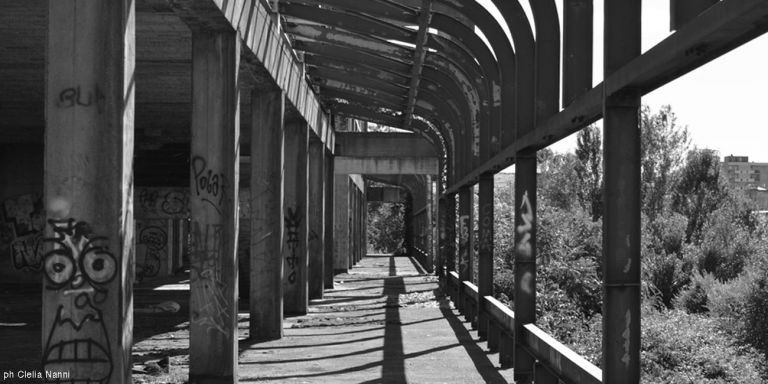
{"left": 44, "top": 253, "right": 74, "bottom": 285}
{"left": 82, "top": 250, "right": 116, "bottom": 284}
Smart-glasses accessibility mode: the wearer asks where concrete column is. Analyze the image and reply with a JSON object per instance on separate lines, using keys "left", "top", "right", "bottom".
{"left": 604, "top": 1, "right": 641, "bottom": 382}
{"left": 457, "top": 186, "right": 473, "bottom": 282}
{"left": 189, "top": 30, "right": 240, "bottom": 383}
{"left": 308, "top": 138, "right": 325, "bottom": 299}
{"left": 333, "top": 175, "right": 349, "bottom": 273}
{"left": 514, "top": 153, "right": 537, "bottom": 383}
{"left": 477, "top": 173, "right": 494, "bottom": 339}
{"left": 44, "top": 1, "right": 134, "bottom": 383}
{"left": 249, "top": 89, "right": 284, "bottom": 341}
{"left": 283, "top": 121, "right": 309, "bottom": 315}
{"left": 324, "top": 151, "right": 335, "bottom": 288}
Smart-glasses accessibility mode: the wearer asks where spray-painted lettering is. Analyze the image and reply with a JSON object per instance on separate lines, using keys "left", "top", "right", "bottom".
{"left": 191, "top": 156, "right": 228, "bottom": 215}
{"left": 285, "top": 206, "right": 302, "bottom": 284}
{"left": 56, "top": 85, "right": 106, "bottom": 114}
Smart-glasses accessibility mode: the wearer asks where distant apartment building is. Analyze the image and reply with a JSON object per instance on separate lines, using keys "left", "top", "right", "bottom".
{"left": 721, "top": 155, "right": 768, "bottom": 211}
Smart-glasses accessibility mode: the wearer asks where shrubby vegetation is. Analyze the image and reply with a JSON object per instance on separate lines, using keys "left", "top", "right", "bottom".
{"left": 366, "top": 200, "right": 405, "bottom": 254}
{"left": 492, "top": 105, "right": 768, "bottom": 381}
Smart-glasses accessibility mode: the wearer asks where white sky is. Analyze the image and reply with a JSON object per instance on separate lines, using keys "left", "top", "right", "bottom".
{"left": 476, "top": 0, "right": 768, "bottom": 163}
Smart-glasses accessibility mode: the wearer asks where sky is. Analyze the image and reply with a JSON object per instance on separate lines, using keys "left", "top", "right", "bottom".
{"left": 476, "top": 0, "right": 768, "bottom": 163}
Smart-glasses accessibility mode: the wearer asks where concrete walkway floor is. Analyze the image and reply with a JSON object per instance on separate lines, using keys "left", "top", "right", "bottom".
{"left": 237, "top": 255, "right": 515, "bottom": 383}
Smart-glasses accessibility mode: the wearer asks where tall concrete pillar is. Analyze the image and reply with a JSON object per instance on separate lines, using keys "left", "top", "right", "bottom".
{"left": 324, "top": 151, "right": 335, "bottom": 288}
{"left": 603, "top": 1, "right": 642, "bottom": 382}
{"left": 333, "top": 175, "right": 349, "bottom": 273}
{"left": 189, "top": 30, "right": 240, "bottom": 383}
{"left": 249, "top": 89, "right": 284, "bottom": 341}
{"left": 478, "top": 173, "right": 494, "bottom": 339}
{"left": 514, "top": 153, "right": 537, "bottom": 381}
{"left": 283, "top": 121, "right": 309, "bottom": 315}
{"left": 308, "top": 138, "right": 325, "bottom": 299}
{"left": 44, "top": 1, "right": 135, "bottom": 383}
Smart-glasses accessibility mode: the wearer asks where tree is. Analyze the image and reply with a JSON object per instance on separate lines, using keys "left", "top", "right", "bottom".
{"left": 575, "top": 125, "right": 603, "bottom": 221}
{"left": 367, "top": 201, "right": 405, "bottom": 253}
{"left": 538, "top": 149, "right": 580, "bottom": 211}
{"left": 640, "top": 105, "right": 690, "bottom": 222}
{"left": 672, "top": 148, "right": 728, "bottom": 242}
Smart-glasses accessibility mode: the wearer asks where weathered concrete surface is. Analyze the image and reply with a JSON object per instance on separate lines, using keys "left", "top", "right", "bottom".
{"left": 0, "top": 256, "right": 515, "bottom": 383}
{"left": 238, "top": 255, "right": 515, "bottom": 383}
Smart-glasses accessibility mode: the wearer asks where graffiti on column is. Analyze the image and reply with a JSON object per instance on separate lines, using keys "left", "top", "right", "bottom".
{"left": 56, "top": 85, "right": 106, "bottom": 114}
{"left": 458, "top": 215, "right": 469, "bottom": 274}
{"left": 517, "top": 191, "right": 534, "bottom": 294}
{"left": 137, "top": 188, "right": 189, "bottom": 218}
{"left": 479, "top": 203, "right": 493, "bottom": 252}
{"left": 285, "top": 206, "right": 302, "bottom": 284}
{"left": 516, "top": 191, "right": 533, "bottom": 258}
{"left": 135, "top": 224, "right": 167, "bottom": 281}
{"left": 42, "top": 218, "right": 116, "bottom": 384}
{"left": 189, "top": 221, "right": 230, "bottom": 337}
{"left": 192, "top": 156, "right": 229, "bottom": 215}
{"left": 1, "top": 194, "right": 45, "bottom": 272}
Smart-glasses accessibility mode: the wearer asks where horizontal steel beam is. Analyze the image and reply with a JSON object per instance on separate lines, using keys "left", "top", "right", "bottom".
{"left": 445, "top": 0, "right": 768, "bottom": 194}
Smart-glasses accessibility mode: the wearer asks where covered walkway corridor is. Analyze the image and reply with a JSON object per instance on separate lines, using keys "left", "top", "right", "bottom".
{"left": 1, "top": 0, "right": 767, "bottom": 383}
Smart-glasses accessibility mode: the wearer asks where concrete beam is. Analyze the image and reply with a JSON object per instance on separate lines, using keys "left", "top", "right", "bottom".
{"left": 367, "top": 187, "right": 405, "bottom": 202}
{"left": 335, "top": 132, "right": 438, "bottom": 158}
{"left": 335, "top": 157, "right": 438, "bottom": 175}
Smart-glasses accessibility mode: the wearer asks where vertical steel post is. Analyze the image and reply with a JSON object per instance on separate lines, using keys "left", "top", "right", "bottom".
{"left": 457, "top": 186, "right": 474, "bottom": 283}
{"left": 514, "top": 153, "right": 537, "bottom": 383}
{"left": 477, "top": 173, "right": 494, "bottom": 339}
{"left": 445, "top": 193, "right": 457, "bottom": 273}
{"left": 563, "top": 0, "right": 594, "bottom": 107}
{"left": 604, "top": 0, "right": 641, "bottom": 382}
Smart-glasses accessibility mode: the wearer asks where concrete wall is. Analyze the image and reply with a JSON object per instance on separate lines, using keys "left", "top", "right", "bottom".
{"left": 0, "top": 144, "right": 253, "bottom": 284}
{"left": 0, "top": 144, "right": 44, "bottom": 283}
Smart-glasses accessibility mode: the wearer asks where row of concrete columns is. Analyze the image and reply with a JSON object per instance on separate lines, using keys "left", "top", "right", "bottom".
{"left": 41, "top": 2, "right": 372, "bottom": 382}
{"left": 332, "top": 175, "right": 367, "bottom": 273}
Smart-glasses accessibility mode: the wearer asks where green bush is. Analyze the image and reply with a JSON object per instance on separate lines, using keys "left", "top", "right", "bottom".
{"left": 641, "top": 307, "right": 765, "bottom": 383}
{"left": 742, "top": 256, "right": 768, "bottom": 357}
{"left": 640, "top": 213, "right": 696, "bottom": 309}
{"left": 675, "top": 272, "right": 715, "bottom": 314}
{"left": 493, "top": 267, "right": 514, "bottom": 303}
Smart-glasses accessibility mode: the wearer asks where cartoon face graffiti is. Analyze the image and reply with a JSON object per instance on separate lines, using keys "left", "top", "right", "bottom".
{"left": 43, "top": 219, "right": 115, "bottom": 384}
